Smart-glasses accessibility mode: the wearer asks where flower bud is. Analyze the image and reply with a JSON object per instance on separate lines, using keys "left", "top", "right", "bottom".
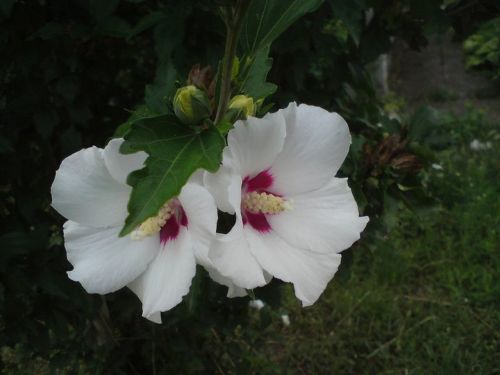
{"left": 228, "top": 95, "right": 256, "bottom": 118}
{"left": 173, "top": 85, "right": 211, "bottom": 125}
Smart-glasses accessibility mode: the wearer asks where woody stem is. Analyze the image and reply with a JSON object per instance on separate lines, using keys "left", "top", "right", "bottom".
{"left": 214, "top": 0, "right": 251, "bottom": 124}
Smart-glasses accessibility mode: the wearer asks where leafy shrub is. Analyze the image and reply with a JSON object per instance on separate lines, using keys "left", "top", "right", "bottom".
{"left": 464, "top": 17, "right": 500, "bottom": 80}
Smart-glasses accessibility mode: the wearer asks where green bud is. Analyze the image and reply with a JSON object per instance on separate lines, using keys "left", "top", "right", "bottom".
{"left": 228, "top": 95, "right": 256, "bottom": 118}
{"left": 173, "top": 85, "right": 211, "bottom": 125}
{"left": 231, "top": 56, "right": 240, "bottom": 80}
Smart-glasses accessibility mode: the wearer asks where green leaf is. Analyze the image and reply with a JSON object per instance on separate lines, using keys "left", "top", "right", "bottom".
{"left": 215, "top": 119, "right": 233, "bottom": 135}
{"left": 153, "top": 13, "right": 186, "bottom": 58}
{"left": 119, "top": 116, "right": 225, "bottom": 236}
{"left": 113, "top": 105, "right": 157, "bottom": 138}
{"left": 234, "top": 0, "right": 321, "bottom": 103}
{"left": 239, "top": 47, "right": 277, "bottom": 99}
{"left": 329, "top": 0, "right": 364, "bottom": 45}
{"left": 240, "top": 0, "right": 324, "bottom": 54}
{"left": 145, "top": 60, "right": 177, "bottom": 114}
{"left": 408, "top": 105, "right": 445, "bottom": 142}
{"left": 142, "top": 12, "right": 186, "bottom": 114}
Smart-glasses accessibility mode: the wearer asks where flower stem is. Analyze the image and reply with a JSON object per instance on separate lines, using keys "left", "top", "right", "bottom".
{"left": 214, "top": 0, "right": 251, "bottom": 124}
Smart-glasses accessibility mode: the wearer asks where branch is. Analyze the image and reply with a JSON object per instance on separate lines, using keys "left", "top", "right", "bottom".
{"left": 214, "top": 0, "right": 251, "bottom": 124}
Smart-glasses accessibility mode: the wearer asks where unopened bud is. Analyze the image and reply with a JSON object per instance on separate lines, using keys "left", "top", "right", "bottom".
{"left": 228, "top": 95, "right": 256, "bottom": 118}
{"left": 173, "top": 85, "right": 211, "bottom": 125}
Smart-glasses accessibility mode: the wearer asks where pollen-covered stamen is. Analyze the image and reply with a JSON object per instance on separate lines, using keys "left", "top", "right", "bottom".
{"left": 131, "top": 200, "right": 176, "bottom": 240}
{"left": 242, "top": 191, "right": 292, "bottom": 215}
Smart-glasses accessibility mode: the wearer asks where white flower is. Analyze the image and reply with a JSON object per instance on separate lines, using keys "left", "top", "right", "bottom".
{"left": 51, "top": 138, "right": 243, "bottom": 323}
{"left": 205, "top": 103, "right": 368, "bottom": 306}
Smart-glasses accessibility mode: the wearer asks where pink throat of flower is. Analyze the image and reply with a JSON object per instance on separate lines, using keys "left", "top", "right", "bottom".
{"left": 242, "top": 169, "right": 274, "bottom": 233}
{"left": 160, "top": 205, "right": 188, "bottom": 244}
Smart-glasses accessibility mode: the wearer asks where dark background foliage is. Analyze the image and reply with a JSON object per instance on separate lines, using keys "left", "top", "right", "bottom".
{"left": 1, "top": 0, "right": 498, "bottom": 373}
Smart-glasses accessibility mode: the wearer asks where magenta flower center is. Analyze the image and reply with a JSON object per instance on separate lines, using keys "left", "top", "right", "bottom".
{"left": 159, "top": 203, "right": 188, "bottom": 244}
{"left": 241, "top": 170, "right": 289, "bottom": 233}
{"left": 131, "top": 199, "right": 188, "bottom": 244}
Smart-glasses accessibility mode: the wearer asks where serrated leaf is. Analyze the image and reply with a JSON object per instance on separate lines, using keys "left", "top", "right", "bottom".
{"left": 234, "top": 0, "right": 321, "bottom": 103}
{"left": 119, "top": 116, "right": 224, "bottom": 236}
{"left": 240, "top": 0, "right": 324, "bottom": 55}
{"left": 113, "top": 105, "right": 157, "bottom": 138}
{"left": 239, "top": 47, "right": 277, "bottom": 99}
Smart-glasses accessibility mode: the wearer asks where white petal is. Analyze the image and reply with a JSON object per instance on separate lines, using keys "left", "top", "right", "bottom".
{"left": 187, "top": 169, "right": 204, "bottom": 185}
{"left": 128, "top": 228, "right": 196, "bottom": 319}
{"left": 127, "top": 284, "right": 163, "bottom": 323}
{"left": 180, "top": 181, "right": 248, "bottom": 298}
{"left": 225, "top": 111, "right": 286, "bottom": 178}
{"left": 51, "top": 147, "right": 130, "bottom": 227}
{"left": 263, "top": 270, "right": 273, "bottom": 284}
{"left": 221, "top": 171, "right": 245, "bottom": 235}
{"left": 126, "top": 288, "right": 164, "bottom": 324}
{"left": 209, "top": 232, "right": 266, "bottom": 290}
{"left": 206, "top": 266, "right": 247, "bottom": 298}
{"left": 245, "top": 229, "right": 342, "bottom": 306}
{"left": 103, "top": 138, "right": 147, "bottom": 185}
{"left": 64, "top": 221, "right": 159, "bottom": 294}
{"left": 270, "top": 103, "right": 351, "bottom": 195}
{"left": 146, "top": 312, "right": 162, "bottom": 324}
{"left": 178, "top": 182, "right": 218, "bottom": 260}
{"left": 203, "top": 165, "right": 236, "bottom": 213}
{"left": 268, "top": 178, "right": 368, "bottom": 253}
{"left": 207, "top": 171, "right": 267, "bottom": 289}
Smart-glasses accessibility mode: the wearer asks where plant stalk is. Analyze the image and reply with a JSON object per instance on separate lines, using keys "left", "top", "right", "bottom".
{"left": 214, "top": 0, "right": 250, "bottom": 124}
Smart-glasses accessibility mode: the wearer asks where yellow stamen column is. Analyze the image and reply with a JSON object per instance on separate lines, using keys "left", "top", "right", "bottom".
{"left": 242, "top": 191, "right": 292, "bottom": 215}
{"left": 131, "top": 200, "right": 175, "bottom": 240}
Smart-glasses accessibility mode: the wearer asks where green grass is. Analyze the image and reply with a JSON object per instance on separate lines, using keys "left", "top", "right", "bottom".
{"left": 208, "top": 113, "right": 500, "bottom": 374}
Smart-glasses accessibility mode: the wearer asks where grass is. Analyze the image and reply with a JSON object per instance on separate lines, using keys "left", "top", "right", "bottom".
{"left": 208, "top": 111, "right": 500, "bottom": 374}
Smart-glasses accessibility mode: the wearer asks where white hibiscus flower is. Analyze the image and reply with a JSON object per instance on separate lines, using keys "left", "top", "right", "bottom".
{"left": 51, "top": 138, "right": 243, "bottom": 323}
{"left": 205, "top": 102, "right": 369, "bottom": 306}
